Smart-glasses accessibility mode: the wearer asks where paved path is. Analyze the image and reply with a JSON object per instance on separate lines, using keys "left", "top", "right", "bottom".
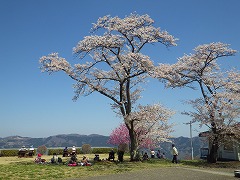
{"left": 80, "top": 167, "right": 236, "bottom": 180}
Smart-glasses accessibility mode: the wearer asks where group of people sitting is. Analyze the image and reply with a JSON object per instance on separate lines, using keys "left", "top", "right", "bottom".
{"left": 63, "top": 146, "right": 91, "bottom": 166}
{"left": 68, "top": 154, "right": 92, "bottom": 166}
{"left": 142, "top": 150, "right": 166, "bottom": 161}
{"left": 34, "top": 146, "right": 89, "bottom": 166}
{"left": 18, "top": 145, "right": 35, "bottom": 157}
{"left": 31, "top": 146, "right": 125, "bottom": 165}
{"left": 62, "top": 146, "right": 76, "bottom": 157}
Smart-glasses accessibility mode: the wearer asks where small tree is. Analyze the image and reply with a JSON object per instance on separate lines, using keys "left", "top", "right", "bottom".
{"left": 156, "top": 42, "right": 240, "bottom": 163}
{"left": 108, "top": 104, "right": 174, "bottom": 152}
{"left": 37, "top": 145, "right": 47, "bottom": 155}
{"left": 39, "top": 13, "right": 177, "bottom": 160}
{"left": 82, "top": 144, "right": 92, "bottom": 154}
{"left": 108, "top": 123, "right": 130, "bottom": 146}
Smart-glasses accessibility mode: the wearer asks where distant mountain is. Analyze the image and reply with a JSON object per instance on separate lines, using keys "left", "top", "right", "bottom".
{"left": 0, "top": 134, "right": 206, "bottom": 159}
{"left": 158, "top": 136, "right": 207, "bottom": 159}
{"left": 0, "top": 134, "right": 112, "bottom": 149}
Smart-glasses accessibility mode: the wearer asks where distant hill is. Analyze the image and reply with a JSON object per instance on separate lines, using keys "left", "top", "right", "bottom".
{"left": 0, "top": 134, "right": 206, "bottom": 159}
{"left": 0, "top": 134, "right": 112, "bottom": 149}
{"left": 158, "top": 136, "right": 207, "bottom": 159}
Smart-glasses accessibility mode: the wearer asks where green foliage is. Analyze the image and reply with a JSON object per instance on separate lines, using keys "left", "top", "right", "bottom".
{"left": 37, "top": 145, "right": 47, "bottom": 155}
{"left": 48, "top": 148, "right": 63, "bottom": 155}
{"left": 92, "top": 147, "right": 117, "bottom": 154}
{"left": 82, "top": 144, "right": 92, "bottom": 154}
{"left": 76, "top": 148, "right": 83, "bottom": 154}
{"left": 0, "top": 149, "right": 19, "bottom": 157}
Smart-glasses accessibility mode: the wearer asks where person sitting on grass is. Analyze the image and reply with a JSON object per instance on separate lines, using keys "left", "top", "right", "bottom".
{"left": 63, "top": 147, "right": 68, "bottom": 157}
{"left": 34, "top": 153, "right": 46, "bottom": 164}
{"left": 71, "top": 146, "right": 76, "bottom": 156}
{"left": 80, "top": 156, "right": 91, "bottom": 166}
{"left": 150, "top": 149, "right": 155, "bottom": 158}
{"left": 108, "top": 149, "right": 115, "bottom": 161}
{"left": 162, "top": 152, "right": 166, "bottom": 159}
{"left": 68, "top": 154, "right": 77, "bottom": 166}
{"left": 18, "top": 146, "right": 27, "bottom": 157}
{"left": 51, "top": 153, "right": 58, "bottom": 164}
{"left": 156, "top": 150, "right": 161, "bottom": 159}
{"left": 94, "top": 154, "right": 100, "bottom": 161}
{"left": 142, "top": 152, "right": 149, "bottom": 161}
{"left": 28, "top": 145, "right": 34, "bottom": 157}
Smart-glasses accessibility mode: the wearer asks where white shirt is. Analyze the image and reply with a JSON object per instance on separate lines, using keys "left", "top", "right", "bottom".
{"left": 172, "top": 147, "right": 178, "bottom": 155}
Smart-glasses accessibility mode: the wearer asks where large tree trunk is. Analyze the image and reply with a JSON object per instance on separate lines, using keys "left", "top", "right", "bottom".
{"left": 208, "top": 136, "right": 218, "bottom": 163}
{"left": 128, "top": 125, "right": 139, "bottom": 161}
{"left": 129, "top": 130, "right": 139, "bottom": 161}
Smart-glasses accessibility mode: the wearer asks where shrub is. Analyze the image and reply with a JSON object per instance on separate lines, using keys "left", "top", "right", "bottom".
{"left": 48, "top": 148, "right": 63, "bottom": 155}
{"left": 82, "top": 144, "right": 92, "bottom": 154}
{"left": 0, "top": 149, "right": 19, "bottom": 157}
{"left": 92, "top": 147, "right": 117, "bottom": 154}
{"left": 76, "top": 148, "right": 82, "bottom": 154}
{"left": 37, "top": 145, "right": 47, "bottom": 155}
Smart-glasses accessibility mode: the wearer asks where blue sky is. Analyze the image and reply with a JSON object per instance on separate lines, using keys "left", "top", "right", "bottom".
{"left": 0, "top": 0, "right": 239, "bottom": 138}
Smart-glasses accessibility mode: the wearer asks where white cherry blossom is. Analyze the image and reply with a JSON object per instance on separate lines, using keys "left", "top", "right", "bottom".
{"left": 39, "top": 13, "right": 177, "bottom": 161}
{"left": 155, "top": 42, "right": 239, "bottom": 163}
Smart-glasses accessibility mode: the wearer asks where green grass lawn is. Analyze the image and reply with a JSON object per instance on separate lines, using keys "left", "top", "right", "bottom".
{"left": 0, "top": 155, "right": 239, "bottom": 180}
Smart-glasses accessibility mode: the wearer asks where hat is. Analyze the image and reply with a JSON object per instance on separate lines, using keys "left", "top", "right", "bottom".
{"left": 37, "top": 153, "right": 42, "bottom": 157}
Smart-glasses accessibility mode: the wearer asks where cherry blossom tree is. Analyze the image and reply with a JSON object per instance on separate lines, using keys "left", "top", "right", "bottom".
{"left": 108, "top": 104, "right": 174, "bottom": 151}
{"left": 39, "top": 13, "right": 177, "bottom": 161}
{"left": 108, "top": 123, "right": 155, "bottom": 150}
{"left": 108, "top": 123, "right": 130, "bottom": 146}
{"left": 155, "top": 42, "right": 240, "bottom": 163}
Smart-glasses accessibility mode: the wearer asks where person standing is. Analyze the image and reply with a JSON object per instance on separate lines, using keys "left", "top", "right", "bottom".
{"left": 172, "top": 144, "right": 178, "bottom": 163}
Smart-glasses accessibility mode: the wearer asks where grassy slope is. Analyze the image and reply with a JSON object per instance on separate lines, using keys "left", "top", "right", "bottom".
{"left": 0, "top": 155, "right": 239, "bottom": 180}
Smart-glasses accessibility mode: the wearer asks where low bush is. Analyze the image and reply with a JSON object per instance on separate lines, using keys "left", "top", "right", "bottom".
{"left": 48, "top": 148, "right": 63, "bottom": 155}
{"left": 37, "top": 145, "right": 47, "bottom": 155}
{"left": 48, "top": 148, "right": 83, "bottom": 155}
{"left": 82, "top": 144, "right": 91, "bottom": 154}
{"left": 0, "top": 149, "right": 19, "bottom": 157}
{"left": 92, "top": 147, "right": 117, "bottom": 154}
{"left": 0, "top": 147, "right": 118, "bottom": 156}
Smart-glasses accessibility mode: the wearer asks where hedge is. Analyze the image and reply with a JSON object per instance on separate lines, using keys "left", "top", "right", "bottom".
{"left": 47, "top": 148, "right": 117, "bottom": 155}
{"left": 92, "top": 147, "right": 117, "bottom": 154}
{"left": 0, "top": 149, "right": 19, "bottom": 157}
{"left": 0, "top": 147, "right": 118, "bottom": 157}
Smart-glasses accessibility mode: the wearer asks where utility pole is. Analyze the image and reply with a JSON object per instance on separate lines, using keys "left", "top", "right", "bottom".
{"left": 184, "top": 121, "right": 194, "bottom": 160}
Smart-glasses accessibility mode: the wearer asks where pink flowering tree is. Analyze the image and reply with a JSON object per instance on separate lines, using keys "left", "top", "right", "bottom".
{"left": 108, "top": 104, "right": 174, "bottom": 152}
{"left": 108, "top": 123, "right": 130, "bottom": 146}
{"left": 39, "top": 13, "right": 177, "bottom": 161}
{"left": 155, "top": 42, "right": 240, "bottom": 163}
{"left": 108, "top": 123, "right": 155, "bottom": 150}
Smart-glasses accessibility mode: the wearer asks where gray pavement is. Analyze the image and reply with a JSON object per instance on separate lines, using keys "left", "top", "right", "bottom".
{"left": 80, "top": 167, "right": 237, "bottom": 180}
